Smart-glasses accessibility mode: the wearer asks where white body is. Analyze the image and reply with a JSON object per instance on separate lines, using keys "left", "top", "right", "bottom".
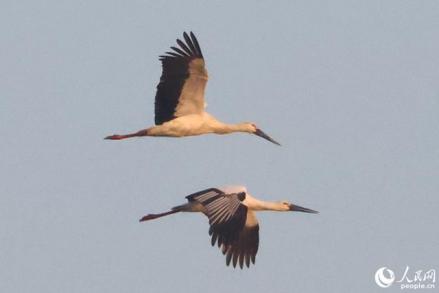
{"left": 147, "top": 113, "right": 254, "bottom": 137}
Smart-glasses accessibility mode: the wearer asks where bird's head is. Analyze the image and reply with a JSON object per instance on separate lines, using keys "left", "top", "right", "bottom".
{"left": 245, "top": 123, "right": 281, "bottom": 146}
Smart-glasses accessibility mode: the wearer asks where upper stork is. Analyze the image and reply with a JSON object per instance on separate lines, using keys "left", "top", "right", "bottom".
{"left": 139, "top": 186, "right": 317, "bottom": 268}
{"left": 105, "top": 32, "right": 280, "bottom": 145}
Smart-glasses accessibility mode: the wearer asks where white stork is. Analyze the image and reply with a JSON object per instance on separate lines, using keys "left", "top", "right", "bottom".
{"left": 105, "top": 32, "right": 280, "bottom": 145}
{"left": 139, "top": 186, "right": 318, "bottom": 268}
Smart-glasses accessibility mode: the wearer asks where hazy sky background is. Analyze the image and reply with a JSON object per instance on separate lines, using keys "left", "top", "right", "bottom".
{"left": 1, "top": 1, "right": 438, "bottom": 292}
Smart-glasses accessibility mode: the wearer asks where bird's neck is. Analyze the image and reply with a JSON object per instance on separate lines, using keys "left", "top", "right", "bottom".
{"left": 202, "top": 113, "right": 252, "bottom": 134}
{"left": 246, "top": 197, "right": 286, "bottom": 212}
{"left": 217, "top": 122, "right": 252, "bottom": 134}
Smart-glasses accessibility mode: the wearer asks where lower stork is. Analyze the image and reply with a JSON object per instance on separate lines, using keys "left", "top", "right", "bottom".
{"left": 139, "top": 186, "right": 318, "bottom": 268}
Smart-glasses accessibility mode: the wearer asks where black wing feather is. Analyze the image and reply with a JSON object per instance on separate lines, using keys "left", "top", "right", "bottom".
{"left": 154, "top": 32, "right": 205, "bottom": 125}
{"left": 183, "top": 32, "right": 198, "bottom": 56}
{"left": 170, "top": 46, "right": 189, "bottom": 57}
{"left": 223, "top": 225, "right": 259, "bottom": 269}
{"left": 190, "top": 32, "right": 203, "bottom": 58}
{"left": 208, "top": 204, "right": 247, "bottom": 248}
{"left": 186, "top": 188, "right": 259, "bottom": 269}
{"left": 176, "top": 39, "right": 193, "bottom": 56}
{"left": 185, "top": 188, "right": 223, "bottom": 202}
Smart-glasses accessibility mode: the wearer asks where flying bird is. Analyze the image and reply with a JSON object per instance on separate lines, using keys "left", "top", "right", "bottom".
{"left": 105, "top": 32, "right": 280, "bottom": 145}
{"left": 139, "top": 186, "right": 318, "bottom": 268}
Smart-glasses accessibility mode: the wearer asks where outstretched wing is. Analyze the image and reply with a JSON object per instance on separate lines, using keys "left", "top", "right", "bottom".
{"left": 221, "top": 211, "right": 259, "bottom": 269}
{"left": 155, "top": 31, "right": 208, "bottom": 125}
{"left": 186, "top": 188, "right": 260, "bottom": 268}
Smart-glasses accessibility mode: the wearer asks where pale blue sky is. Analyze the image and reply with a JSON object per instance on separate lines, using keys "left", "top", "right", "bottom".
{"left": 1, "top": 1, "right": 438, "bottom": 292}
